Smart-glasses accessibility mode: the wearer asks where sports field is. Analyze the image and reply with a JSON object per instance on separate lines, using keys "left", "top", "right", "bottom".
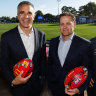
{"left": 0, "top": 23, "right": 96, "bottom": 40}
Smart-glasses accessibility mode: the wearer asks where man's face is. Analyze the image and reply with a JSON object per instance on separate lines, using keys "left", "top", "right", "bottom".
{"left": 17, "top": 4, "right": 35, "bottom": 29}
{"left": 59, "top": 16, "right": 76, "bottom": 38}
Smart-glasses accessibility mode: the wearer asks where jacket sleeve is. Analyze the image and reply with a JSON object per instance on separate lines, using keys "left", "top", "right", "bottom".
{"left": 1, "top": 34, "right": 14, "bottom": 85}
{"left": 78, "top": 43, "right": 93, "bottom": 94}
{"left": 39, "top": 33, "right": 46, "bottom": 87}
{"left": 90, "top": 38, "right": 96, "bottom": 87}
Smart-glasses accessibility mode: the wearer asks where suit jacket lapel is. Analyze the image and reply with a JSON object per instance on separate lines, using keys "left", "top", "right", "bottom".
{"left": 33, "top": 27, "right": 39, "bottom": 53}
{"left": 32, "top": 27, "right": 39, "bottom": 62}
{"left": 14, "top": 27, "right": 28, "bottom": 58}
{"left": 53, "top": 37, "right": 62, "bottom": 68}
{"left": 63, "top": 35, "right": 77, "bottom": 68}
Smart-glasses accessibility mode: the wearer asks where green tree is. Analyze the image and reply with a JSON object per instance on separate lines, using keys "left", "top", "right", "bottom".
{"left": 43, "top": 13, "right": 55, "bottom": 22}
{"left": 35, "top": 10, "right": 43, "bottom": 22}
{"left": 78, "top": 2, "right": 96, "bottom": 17}
{"left": 61, "top": 6, "right": 77, "bottom": 16}
{"left": 2, "top": 16, "right": 10, "bottom": 21}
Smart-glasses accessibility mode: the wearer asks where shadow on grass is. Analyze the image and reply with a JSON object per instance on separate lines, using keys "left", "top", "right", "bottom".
{"left": 48, "top": 23, "right": 59, "bottom": 26}
{"left": 76, "top": 23, "right": 96, "bottom": 26}
{"left": 87, "top": 23, "right": 96, "bottom": 26}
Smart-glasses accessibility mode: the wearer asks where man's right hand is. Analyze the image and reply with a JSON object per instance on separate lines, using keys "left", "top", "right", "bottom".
{"left": 89, "top": 78, "right": 94, "bottom": 87}
{"left": 12, "top": 71, "right": 32, "bottom": 85}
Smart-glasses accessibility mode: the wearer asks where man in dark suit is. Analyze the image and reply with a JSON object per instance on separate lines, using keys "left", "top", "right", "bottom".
{"left": 1, "top": 1, "right": 46, "bottom": 96}
{"left": 48, "top": 12, "right": 92, "bottom": 96}
{"left": 87, "top": 38, "right": 96, "bottom": 96}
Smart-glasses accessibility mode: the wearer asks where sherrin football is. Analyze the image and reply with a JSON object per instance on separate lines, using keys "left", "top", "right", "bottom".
{"left": 13, "top": 58, "right": 33, "bottom": 78}
{"left": 64, "top": 66, "right": 88, "bottom": 89}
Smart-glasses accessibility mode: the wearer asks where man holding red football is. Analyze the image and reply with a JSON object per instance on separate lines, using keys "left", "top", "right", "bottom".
{"left": 1, "top": 1, "right": 46, "bottom": 96}
{"left": 48, "top": 12, "right": 92, "bottom": 96}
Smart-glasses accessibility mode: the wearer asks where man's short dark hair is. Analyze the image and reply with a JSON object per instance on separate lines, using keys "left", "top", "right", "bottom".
{"left": 17, "top": 1, "right": 34, "bottom": 10}
{"left": 59, "top": 12, "right": 76, "bottom": 23}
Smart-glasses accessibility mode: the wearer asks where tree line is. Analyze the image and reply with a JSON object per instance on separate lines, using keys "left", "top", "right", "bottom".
{"left": 0, "top": 2, "right": 96, "bottom": 23}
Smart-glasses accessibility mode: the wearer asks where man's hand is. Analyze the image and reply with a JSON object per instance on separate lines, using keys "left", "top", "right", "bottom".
{"left": 89, "top": 78, "right": 94, "bottom": 87}
{"left": 65, "top": 88, "right": 80, "bottom": 96}
{"left": 12, "top": 71, "right": 32, "bottom": 85}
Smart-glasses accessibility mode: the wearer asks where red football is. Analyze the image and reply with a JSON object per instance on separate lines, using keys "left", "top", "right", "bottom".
{"left": 13, "top": 58, "right": 33, "bottom": 78}
{"left": 64, "top": 66, "right": 88, "bottom": 89}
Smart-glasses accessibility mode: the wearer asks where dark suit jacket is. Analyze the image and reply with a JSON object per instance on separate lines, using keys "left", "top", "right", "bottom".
{"left": 87, "top": 37, "right": 96, "bottom": 96}
{"left": 48, "top": 35, "right": 92, "bottom": 96}
{"left": 1, "top": 26, "right": 46, "bottom": 96}
{"left": 90, "top": 37, "right": 96, "bottom": 83}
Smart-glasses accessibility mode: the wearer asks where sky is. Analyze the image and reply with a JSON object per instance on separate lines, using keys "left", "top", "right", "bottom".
{"left": 0, "top": 0, "right": 96, "bottom": 18}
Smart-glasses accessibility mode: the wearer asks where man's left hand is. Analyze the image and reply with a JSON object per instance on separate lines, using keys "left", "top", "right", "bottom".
{"left": 65, "top": 88, "right": 80, "bottom": 96}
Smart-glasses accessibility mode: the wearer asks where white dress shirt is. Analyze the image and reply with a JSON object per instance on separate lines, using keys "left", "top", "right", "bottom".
{"left": 58, "top": 33, "right": 74, "bottom": 67}
{"left": 18, "top": 25, "right": 34, "bottom": 60}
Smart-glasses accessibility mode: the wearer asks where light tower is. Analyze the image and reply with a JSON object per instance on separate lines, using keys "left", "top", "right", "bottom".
{"left": 57, "top": 0, "right": 61, "bottom": 15}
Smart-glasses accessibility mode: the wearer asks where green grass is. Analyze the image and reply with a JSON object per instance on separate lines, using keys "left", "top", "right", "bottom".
{"left": 75, "top": 24, "right": 96, "bottom": 40}
{"left": 33, "top": 23, "right": 60, "bottom": 39}
{"left": 0, "top": 23, "right": 17, "bottom": 35}
{"left": 0, "top": 23, "right": 96, "bottom": 40}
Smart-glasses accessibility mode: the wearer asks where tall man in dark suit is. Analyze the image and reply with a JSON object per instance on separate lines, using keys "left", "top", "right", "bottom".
{"left": 48, "top": 12, "right": 92, "bottom": 96}
{"left": 1, "top": 1, "right": 46, "bottom": 96}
